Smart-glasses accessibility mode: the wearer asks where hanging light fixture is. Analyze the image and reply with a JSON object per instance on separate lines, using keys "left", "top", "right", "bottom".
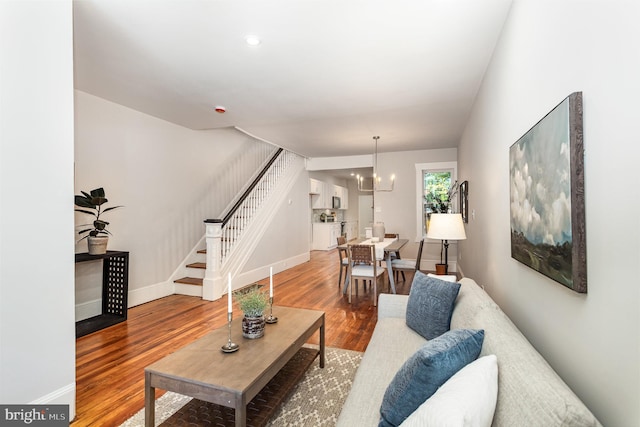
{"left": 357, "top": 136, "right": 395, "bottom": 192}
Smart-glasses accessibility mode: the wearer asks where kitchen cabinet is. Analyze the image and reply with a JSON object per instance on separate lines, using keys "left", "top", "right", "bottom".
{"left": 310, "top": 179, "right": 348, "bottom": 210}
{"left": 310, "top": 181, "right": 329, "bottom": 209}
{"left": 309, "top": 178, "right": 322, "bottom": 195}
{"left": 340, "top": 187, "right": 349, "bottom": 209}
{"left": 312, "top": 223, "right": 342, "bottom": 250}
{"left": 330, "top": 185, "right": 348, "bottom": 210}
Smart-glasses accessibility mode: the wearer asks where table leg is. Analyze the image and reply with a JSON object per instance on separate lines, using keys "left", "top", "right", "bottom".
{"left": 342, "top": 272, "right": 350, "bottom": 295}
{"left": 235, "top": 396, "right": 246, "bottom": 427}
{"left": 387, "top": 256, "right": 397, "bottom": 294}
{"left": 319, "top": 316, "right": 325, "bottom": 368}
{"left": 144, "top": 371, "right": 154, "bottom": 427}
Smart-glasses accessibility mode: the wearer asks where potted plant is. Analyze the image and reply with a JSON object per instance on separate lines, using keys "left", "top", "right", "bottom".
{"left": 74, "top": 187, "right": 122, "bottom": 255}
{"left": 234, "top": 284, "right": 269, "bottom": 339}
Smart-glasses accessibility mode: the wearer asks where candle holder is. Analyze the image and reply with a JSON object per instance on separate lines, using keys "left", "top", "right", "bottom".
{"left": 221, "top": 312, "right": 239, "bottom": 353}
{"left": 265, "top": 297, "right": 278, "bottom": 324}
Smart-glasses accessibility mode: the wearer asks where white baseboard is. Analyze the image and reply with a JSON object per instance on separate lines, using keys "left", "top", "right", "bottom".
{"left": 31, "top": 382, "right": 76, "bottom": 422}
{"left": 233, "top": 252, "right": 310, "bottom": 293}
{"left": 75, "top": 280, "right": 175, "bottom": 318}
{"left": 127, "top": 280, "right": 174, "bottom": 308}
{"left": 75, "top": 299, "right": 101, "bottom": 321}
{"left": 75, "top": 252, "right": 310, "bottom": 314}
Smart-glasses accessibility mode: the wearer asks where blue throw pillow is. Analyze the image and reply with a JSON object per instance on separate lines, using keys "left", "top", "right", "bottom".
{"left": 379, "top": 329, "right": 485, "bottom": 427}
{"left": 406, "top": 271, "right": 461, "bottom": 340}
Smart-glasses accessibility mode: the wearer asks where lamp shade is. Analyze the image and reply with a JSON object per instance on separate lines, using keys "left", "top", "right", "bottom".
{"left": 426, "top": 213, "right": 467, "bottom": 241}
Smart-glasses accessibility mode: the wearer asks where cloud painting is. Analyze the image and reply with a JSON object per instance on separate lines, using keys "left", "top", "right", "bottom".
{"left": 509, "top": 93, "right": 586, "bottom": 292}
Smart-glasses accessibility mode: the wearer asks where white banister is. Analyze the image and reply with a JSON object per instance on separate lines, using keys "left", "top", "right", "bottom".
{"left": 203, "top": 220, "right": 223, "bottom": 300}
{"left": 202, "top": 150, "right": 300, "bottom": 301}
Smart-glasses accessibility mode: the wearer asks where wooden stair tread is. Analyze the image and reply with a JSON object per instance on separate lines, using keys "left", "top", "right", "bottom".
{"left": 186, "top": 262, "right": 206, "bottom": 269}
{"left": 197, "top": 249, "right": 206, "bottom": 254}
{"left": 174, "top": 277, "right": 203, "bottom": 286}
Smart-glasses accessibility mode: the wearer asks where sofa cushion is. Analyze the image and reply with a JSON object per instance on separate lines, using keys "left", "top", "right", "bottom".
{"left": 451, "top": 278, "right": 602, "bottom": 426}
{"left": 399, "top": 354, "right": 498, "bottom": 427}
{"left": 406, "top": 272, "right": 461, "bottom": 340}
{"left": 379, "top": 328, "right": 485, "bottom": 427}
{"left": 336, "top": 317, "right": 428, "bottom": 427}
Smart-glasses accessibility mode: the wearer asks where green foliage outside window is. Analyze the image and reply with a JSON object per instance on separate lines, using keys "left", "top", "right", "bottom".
{"left": 424, "top": 172, "right": 453, "bottom": 213}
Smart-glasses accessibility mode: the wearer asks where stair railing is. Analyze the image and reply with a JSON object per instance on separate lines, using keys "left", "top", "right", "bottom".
{"left": 203, "top": 148, "right": 296, "bottom": 300}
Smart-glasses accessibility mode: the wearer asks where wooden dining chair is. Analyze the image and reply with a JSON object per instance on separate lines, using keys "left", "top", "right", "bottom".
{"left": 336, "top": 236, "right": 349, "bottom": 288}
{"left": 347, "top": 244, "right": 385, "bottom": 306}
{"left": 390, "top": 238, "right": 424, "bottom": 285}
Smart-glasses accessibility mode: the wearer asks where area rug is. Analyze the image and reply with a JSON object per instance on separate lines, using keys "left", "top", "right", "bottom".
{"left": 120, "top": 346, "right": 363, "bottom": 427}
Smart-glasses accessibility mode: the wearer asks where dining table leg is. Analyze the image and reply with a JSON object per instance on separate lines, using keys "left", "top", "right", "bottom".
{"left": 386, "top": 256, "right": 397, "bottom": 294}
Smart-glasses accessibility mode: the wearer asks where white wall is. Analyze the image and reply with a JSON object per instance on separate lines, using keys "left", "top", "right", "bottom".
{"left": 74, "top": 92, "right": 276, "bottom": 313}
{"left": 242, "top": 173, "right": 310, "bottom": 272}
{"left": 0, "top": 0, "right": 76, "bottom": 417}
{"left": 75, "top": 91, "right": 310, "bottom": 313}
{"left": 375, "top": 148, "right": 458, "bottom": 270}
{"left": 457, "top": 1, "right": 640, "bottom": 425}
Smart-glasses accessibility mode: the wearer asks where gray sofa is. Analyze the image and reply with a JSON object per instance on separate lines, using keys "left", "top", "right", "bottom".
{"left": 337, "top": 277, "right": 601, "bottom": 427}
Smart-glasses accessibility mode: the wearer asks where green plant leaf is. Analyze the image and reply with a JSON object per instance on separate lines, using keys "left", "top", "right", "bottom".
{"left": 102, "top": 206, "right": 123, "bottom": 213}
{"left": 90, "top": 188, "right": 106, "bottom": 198}
{"left": 74, "top": 196, "right": 96, "bottom": 208}
{"left": 90, "top": 197, "right": 108, "bottom": 206}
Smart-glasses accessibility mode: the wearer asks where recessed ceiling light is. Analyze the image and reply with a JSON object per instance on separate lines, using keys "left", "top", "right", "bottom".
{"left": 214, "top": 105, "right": 226, "bottom": 113}
{"left": 245, "top": 35, "right": 261, "bottom": 46}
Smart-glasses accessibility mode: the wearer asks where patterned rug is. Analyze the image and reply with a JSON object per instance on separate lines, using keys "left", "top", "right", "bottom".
{"left": 121, "top": 346, "right": 363, "bottom": 427}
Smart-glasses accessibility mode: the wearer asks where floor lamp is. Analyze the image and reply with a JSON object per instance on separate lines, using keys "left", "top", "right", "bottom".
{"left": 426, "top": 213, "right": 467, "bottom": 274}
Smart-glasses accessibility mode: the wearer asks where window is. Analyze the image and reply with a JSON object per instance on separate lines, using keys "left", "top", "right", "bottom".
{"left": 415, "top": 162, "right": 457, "bottom": 239}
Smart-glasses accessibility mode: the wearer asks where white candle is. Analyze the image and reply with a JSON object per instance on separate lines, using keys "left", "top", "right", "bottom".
{"left": 228, "top": 273, "right": 232, "bottom": 313}
{"left": 269, "top": 266, "right": 274, "bottom": 298}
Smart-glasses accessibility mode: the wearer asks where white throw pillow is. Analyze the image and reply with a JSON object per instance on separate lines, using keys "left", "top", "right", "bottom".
{"left": 427, "top": 273, "right": 458, "bottom": 283}
{"left": 399, "top": 354, "right": 498, "bottom": 427}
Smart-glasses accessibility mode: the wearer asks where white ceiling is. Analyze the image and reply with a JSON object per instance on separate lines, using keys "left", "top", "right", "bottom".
{"left": 73, "top": 0, "right": 512, "bottom": 158}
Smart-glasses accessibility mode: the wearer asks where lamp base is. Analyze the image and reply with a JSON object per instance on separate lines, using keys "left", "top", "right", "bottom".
{"left": 435, "top": 264, "right": 448, "bottom": 275}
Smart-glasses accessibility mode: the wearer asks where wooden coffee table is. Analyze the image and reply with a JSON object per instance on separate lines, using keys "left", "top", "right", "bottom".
{"left": 144, "top": 306, "right": 325, "bottom": 427}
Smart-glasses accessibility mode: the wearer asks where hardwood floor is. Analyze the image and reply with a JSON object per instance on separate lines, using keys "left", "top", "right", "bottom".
{"left": 72, "top": 248, "right": 416, "bottom": 426}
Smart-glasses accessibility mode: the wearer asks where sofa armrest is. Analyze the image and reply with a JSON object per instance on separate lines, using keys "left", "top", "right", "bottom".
{"left": 378, "top": 293, "right": 409, "bottom": 319}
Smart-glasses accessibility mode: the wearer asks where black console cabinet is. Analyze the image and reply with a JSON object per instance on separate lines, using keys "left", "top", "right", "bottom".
{"left": 75, "top": 250, "right": 129, "bottom": 338}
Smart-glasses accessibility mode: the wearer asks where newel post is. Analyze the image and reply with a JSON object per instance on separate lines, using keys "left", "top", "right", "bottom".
{"left": 203, "top": 219, "right": 223, "bottom": 301}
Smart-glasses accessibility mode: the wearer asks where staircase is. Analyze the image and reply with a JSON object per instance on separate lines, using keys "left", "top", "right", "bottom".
{"left": 172, "top": 149, "right": 304, "bottom": 299}
{"left": 173, "top": 249, "right": 206, "bottom": 293}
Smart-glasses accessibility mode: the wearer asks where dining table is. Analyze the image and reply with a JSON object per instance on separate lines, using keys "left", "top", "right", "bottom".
{"left": 338, "top": 237, "right": 409, "bottom": 295}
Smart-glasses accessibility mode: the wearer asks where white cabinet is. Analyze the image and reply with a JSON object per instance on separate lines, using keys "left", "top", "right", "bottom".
{"left": 309, "top": 178, "right": 322, "bottom": 195}
{"left": 312, "top": 223, "right": 342, "bottom": 250}
{"left": 331, "top": 185, "right": 348, "bottom": 210}
{"left": 341, "top": 187, "right": 349, "bottom": 210}
{"left": 309, "top": 179, "right": 348, "bottom": 210}
{"left": 310, "top": 181, "right": 329, "bottom": 209}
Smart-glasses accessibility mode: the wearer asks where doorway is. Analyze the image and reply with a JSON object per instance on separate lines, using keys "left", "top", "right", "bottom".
{"left": 358, "top": 195, "right": 373, "bottom": 238}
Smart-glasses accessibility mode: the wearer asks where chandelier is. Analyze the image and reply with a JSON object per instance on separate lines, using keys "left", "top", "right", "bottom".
{"left": 356, "top": 136, "right": 395, "bottom": 192}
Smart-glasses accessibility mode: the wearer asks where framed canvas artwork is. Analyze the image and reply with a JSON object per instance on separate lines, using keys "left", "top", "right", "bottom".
{"left": 459, "top": 180, "right": 468, "bottom": 223}
{"left": 509, "top": 92, "right": 586, "bottom": 293}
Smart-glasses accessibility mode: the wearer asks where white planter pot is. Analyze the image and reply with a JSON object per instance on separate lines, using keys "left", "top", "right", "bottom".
{"left": 87, "top": 236, "right": 109, "bottom": 255}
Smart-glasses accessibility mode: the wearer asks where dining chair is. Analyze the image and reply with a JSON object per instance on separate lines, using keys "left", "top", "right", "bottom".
{"left": 347, "top": 244, "right": 385, "bottom": 306}
{"left": 336, "top": 236, "right": 349, "bottom": 288}
{"left": 390, "top": 238, "right": 424, "bottom": 285}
